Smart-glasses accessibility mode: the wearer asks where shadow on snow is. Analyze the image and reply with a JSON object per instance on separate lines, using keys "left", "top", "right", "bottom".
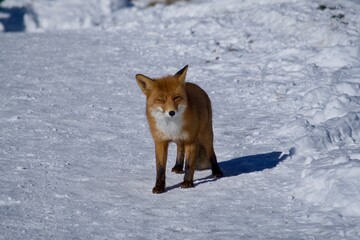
{"left": 219, "top": 148, "right": 295, "bottom": 178}
{"left": 165, "top": 148, "right": 295, "bottom": 191}
{"left": 0, "top": 1, "right": 134, "bottom": 32}
{"left": 0, "top": 5, "right": 38, "bottom": 32}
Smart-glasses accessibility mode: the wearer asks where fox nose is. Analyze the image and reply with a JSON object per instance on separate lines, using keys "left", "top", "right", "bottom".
{"left": 169, "top": 111, "right": 175, "bottom": 117}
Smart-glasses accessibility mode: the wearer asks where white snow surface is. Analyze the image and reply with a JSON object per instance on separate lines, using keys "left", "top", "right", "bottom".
{"left": 1, "top": 0, "right": 360, "bottom": 239}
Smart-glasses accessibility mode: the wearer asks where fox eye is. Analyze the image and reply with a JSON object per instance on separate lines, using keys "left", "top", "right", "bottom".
{"left": 173, "top": 96, "right": 182, "bottom": 101}
{"left": 156, "top": 98, "right": 165, "bottom": 103}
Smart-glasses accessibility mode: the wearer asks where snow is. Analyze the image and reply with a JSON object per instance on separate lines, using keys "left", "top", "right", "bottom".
{"left": 1, "top": 0, "right": 360, "bottom": 239}
{"left": 1, "top": 0, "right": 132, "bottom": 31}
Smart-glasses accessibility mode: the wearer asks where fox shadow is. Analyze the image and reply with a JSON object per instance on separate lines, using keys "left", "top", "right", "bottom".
{"left": 219, "top": 149, "right": 295, "bottom": 178}
{"left": 166, "top": 148, "right": 295, "bottom": 191}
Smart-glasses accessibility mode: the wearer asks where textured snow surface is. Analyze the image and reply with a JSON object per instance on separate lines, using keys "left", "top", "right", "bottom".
{"left": 1, "top": 0, "right": 360, "bottom": 239}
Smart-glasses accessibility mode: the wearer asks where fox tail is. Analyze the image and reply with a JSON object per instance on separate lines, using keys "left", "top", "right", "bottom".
{"left": 195, "top": 144, "right": 212, "bottom": 170}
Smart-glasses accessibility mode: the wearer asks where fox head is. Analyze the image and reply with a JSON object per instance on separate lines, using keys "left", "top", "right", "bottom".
{"left": 135, "top": 65, "right": 188, "bottom": 119}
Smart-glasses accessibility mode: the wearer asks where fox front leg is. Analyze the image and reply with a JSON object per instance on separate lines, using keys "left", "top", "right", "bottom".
{"left": 172, "top": 142, "right": 185, "bottom": 174}
{"left": 153, "top": 141, "right": 169, "bottom": 194}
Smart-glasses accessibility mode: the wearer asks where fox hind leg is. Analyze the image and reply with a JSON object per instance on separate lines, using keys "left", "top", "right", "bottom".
{"left": 172, "top": 142, "right": 184, "bottom": 174}
{"left": 210, "top": 152, "right": 224, "bottom": 178}
{"left": 199, "top": 131, "right": 224, "bottom": 178}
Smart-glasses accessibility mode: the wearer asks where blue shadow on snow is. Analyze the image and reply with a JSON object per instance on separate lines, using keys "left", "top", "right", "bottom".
{"left": 219, "top": 148, "right": 295, "bottom": 178}
{"left": 166, "top": 148, "right": 295, "bottom": 191}
{"left": 0, "top": 6, "right": 27, "bottom": 32}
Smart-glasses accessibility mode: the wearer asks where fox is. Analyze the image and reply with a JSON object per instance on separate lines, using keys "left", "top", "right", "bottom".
{"left": 135, "top": 65, "right": 223, "bottom": 194}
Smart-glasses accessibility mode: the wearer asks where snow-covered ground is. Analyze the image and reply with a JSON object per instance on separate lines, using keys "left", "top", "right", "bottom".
{"left": 1, "top": 0, "right": 360, "bottom": 239}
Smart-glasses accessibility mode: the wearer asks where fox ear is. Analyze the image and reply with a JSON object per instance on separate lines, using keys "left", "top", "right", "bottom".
{"left": 135, "top": 74, "right": 155, "bottom": 95}
{"left": 174, "top": 65, "right": 188, "bottom": 85}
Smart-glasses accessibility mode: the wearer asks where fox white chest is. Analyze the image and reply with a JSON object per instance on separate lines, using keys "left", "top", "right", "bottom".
{"left": 150, "top": 107, "right": 188, "bottom": 141}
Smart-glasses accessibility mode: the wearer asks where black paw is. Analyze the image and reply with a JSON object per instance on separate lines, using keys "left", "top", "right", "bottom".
{"left": 181, "top": 181, "right": 194, "bottom": 189}
{"left": 213, "top": 169, "right": 224, "bottom": 178}
{"left": 152, "top": 185, "right": 165, "bottom": 194}
{"left": 171, "top": 166, "right": 184, "bottom": 174}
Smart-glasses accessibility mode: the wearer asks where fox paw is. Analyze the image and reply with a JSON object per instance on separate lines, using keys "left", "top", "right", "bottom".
{"left": 152, "top": 186, "right": 165, "bottom": 194}
{"left": 171, "top": 166, "right": 184, "bottom": 174}
{"left": 181, "top": 181, "right": 194, "bottom": 189}
{"left": 212, "top": 169, "right": 224, "bottom": 178}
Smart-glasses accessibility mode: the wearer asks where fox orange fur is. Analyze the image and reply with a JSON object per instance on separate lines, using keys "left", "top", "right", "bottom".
{"left": 135, "top": 65, "right": 223, "bottom": 193}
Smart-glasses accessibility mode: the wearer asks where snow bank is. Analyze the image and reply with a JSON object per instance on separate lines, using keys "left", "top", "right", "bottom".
{"left": 259, "top": 0, "right": 360, "bottom": 216}
{"left": 287, "top": 108, "right": 360, "bottom": 217}
{"left": 295, "top": 154, "right": 360, "bottom": 217}
{"left": 288, "top": 81, "right": 360, "bottom": 150}
{"left": 307, "top": 46, "right": 360, "bottom": 70}
{"left": 291, "top": 111, "right": 360, "bottom": 217}
{"left": 284, "top": 71, "right": 360, "bottom": 217}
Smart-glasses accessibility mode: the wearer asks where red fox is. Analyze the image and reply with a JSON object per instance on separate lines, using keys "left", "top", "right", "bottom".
{"left": 135, "top": 65, "right": 223, "bottom": 193}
